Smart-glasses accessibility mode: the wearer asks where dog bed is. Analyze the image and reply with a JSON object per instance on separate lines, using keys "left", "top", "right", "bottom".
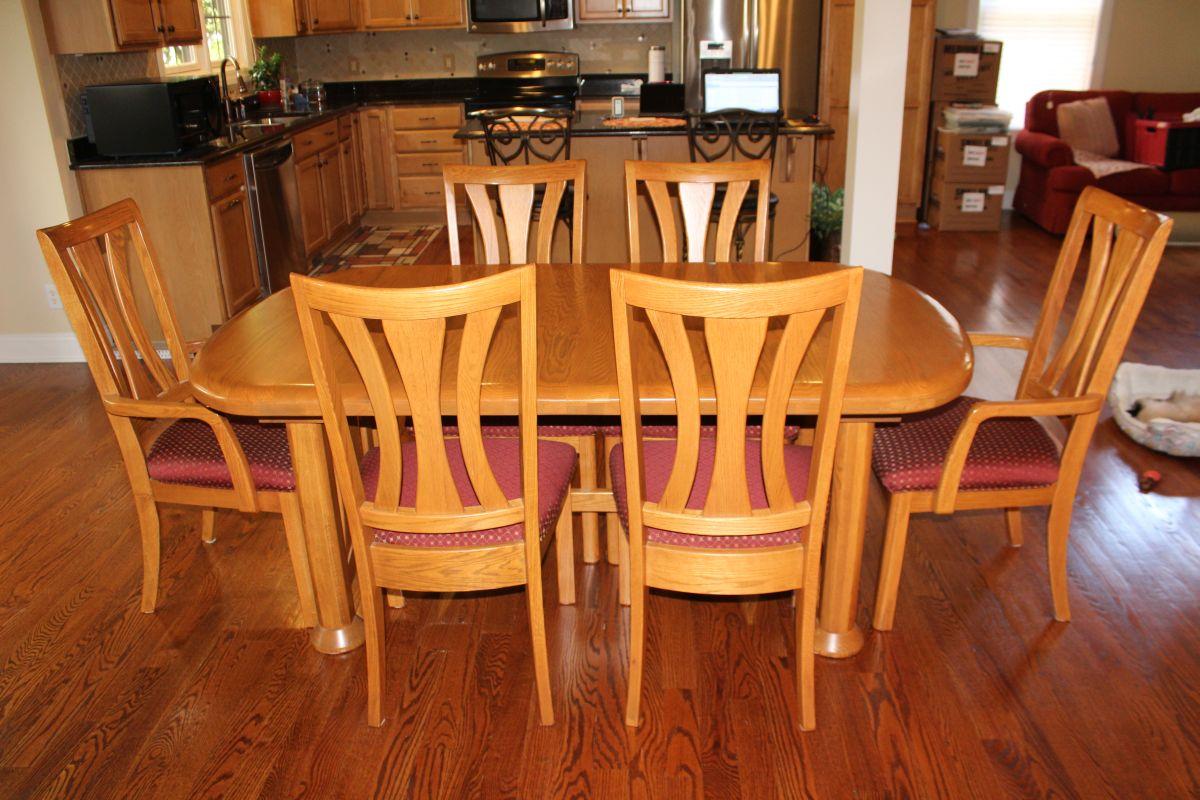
{"left": 1109, "top": 362, "right": 1200, "bottom": 457}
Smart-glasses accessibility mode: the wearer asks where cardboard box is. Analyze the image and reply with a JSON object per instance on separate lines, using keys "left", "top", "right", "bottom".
{"left": 931, "top": 34, "right": 1002, "bottom": 102}
{"left": 934, "top": 128, "right": 1010, "bottom": 183}
{"left": 927, "top": 181, "right": 1004, "bottom": 231}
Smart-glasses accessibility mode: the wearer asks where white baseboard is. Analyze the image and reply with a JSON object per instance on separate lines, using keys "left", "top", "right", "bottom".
{"left": 0, "top": 333, "right": 85, "bottom": 363}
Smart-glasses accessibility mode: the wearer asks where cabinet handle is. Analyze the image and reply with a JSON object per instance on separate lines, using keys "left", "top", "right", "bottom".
{"left": 225, "top": 197, "right": 242, "bottom": 210}
{"left": 157, "top": 25, "right": 165, "bottom": 32}
{"left": 225, "top": 173, "right": 238, "bottom": 182}
{"left": 420, "top": 139, "right": 438, "bottom": 144}
{"left": 167, "top": 24, "right": 175, "bottom": 32}
{"left": 419, "top": 116, "right": 436, "bottom": 121}
{"left": 422, "top": 162, "right": 436, "bottom": 167}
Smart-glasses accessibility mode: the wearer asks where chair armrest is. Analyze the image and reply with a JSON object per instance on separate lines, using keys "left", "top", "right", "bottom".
{"left": 932, "top": 395, "right": 1104, "bottom": 514}
{"left": 101, "top": 391, "right": 259, "bottom": 513}
{"left": 185, "top": 339, "right": 206, "bottom": 359}
{"left": 1014, "top": 130, "right": 1074, "bottom": 169}
{"left": 967, "top": 331, "right": 1033, "bottom": 351}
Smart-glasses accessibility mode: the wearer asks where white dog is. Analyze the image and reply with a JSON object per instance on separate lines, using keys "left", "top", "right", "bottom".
{"left": 1131, "top": 391, "right": 1200, "bottom": 424}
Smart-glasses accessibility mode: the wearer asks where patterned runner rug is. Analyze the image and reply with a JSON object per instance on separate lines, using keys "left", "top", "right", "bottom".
{"left": 320, "top": 224, "right": 443, "bottom": 270}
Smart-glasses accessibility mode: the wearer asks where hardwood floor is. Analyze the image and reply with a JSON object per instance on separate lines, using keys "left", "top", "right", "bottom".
{"left": 2, "top": 215, "right": 1198, "bottom": 798}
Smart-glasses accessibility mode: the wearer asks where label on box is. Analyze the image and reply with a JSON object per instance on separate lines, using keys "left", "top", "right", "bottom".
{"left": 960, "top": 191, "right": 986, "bottom": 212}
{"left": 987, "top": 185, "right": 1005, "bottom": 195}
{"left": 991, "top": 136, "right": 1009, "bottom": 147}
{"left": 983, "top": 42, "right": 1001, "bottom": 53}
{"left": 953, "top": 53, "right": 980, "bottom": 77}
{"left": 962, "top": 145, "right": 988, "bottom": 167}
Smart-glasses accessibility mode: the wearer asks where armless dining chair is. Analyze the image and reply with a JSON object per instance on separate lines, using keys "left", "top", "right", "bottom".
{"left": 292, "top": 265, "right": 576, "bottom": 727}
{"left": 608, "top": 266, "right": 863, "bottom": 730}
{"left": 36, "top": 199, "right": 316, "bottom": 623}
{"left": 871, "top": 187, "right": 1173, "bottom": 630}
{"left": 440, "top": 161, "right": 604, "bottom": 566}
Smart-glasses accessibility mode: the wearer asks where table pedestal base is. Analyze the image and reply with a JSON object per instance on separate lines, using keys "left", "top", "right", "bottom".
{"left": 814, "top": 625, "right": 865, "bottom": 658}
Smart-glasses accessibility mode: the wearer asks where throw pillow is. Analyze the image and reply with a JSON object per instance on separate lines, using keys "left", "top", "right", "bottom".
{"left": 1056, "top": 97, "right": 1120, "bottom": 157}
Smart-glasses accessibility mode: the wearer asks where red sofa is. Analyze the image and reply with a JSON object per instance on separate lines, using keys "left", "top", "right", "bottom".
{"left": 1014, "top": 90, "right": 1200, "bottom": 233}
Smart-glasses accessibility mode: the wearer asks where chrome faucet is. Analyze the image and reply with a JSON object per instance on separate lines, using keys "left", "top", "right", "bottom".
{"left": 219, "top": 57, "right": 248, "bottom": 126}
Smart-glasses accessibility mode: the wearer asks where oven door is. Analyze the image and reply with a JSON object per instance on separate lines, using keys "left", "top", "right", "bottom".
{"left": 468, "top": 0, "right": 573, "bottom": 32}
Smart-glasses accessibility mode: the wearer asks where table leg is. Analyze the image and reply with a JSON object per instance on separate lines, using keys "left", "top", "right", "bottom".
{"left": 287, "top": 422, "right": 365, "bottom": 654}
{"left": 815, "top": 419, "right": 873, "bottom": 658}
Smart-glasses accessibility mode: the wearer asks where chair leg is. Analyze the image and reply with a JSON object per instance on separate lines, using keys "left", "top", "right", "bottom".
{"left": 618, "top": 526, "right": 631, "bottom": 607}
{"left": 279, "top": 492, "right": 319, "bottom": 628}
{"left": 604, "top": 437, "right": 621, "bottom": 566}
{"left": 556, "top": 495, "right": 576, "bottom": 605}
{"left": 363, "top": 584, "right": 388, "bottom": 727}
{"left": 200, "top": 508, "right": 216, "bottom": 544}
{"left": 1005, "top": 508, "right": 1023, "bottom": 547}
{"left": 385, "top": 589, "right": 406, "bottom": 609}
{"left": 625, "top": 577, "right": 646, "bottom": 727}
{"left": 872, "top": 492, "right": 913, "bottom": 631}
{"left": 526, "top": 563, "right": 555, "bottom": 726}
{"left": 134, "top": 494, "right": 161, "bottom": 614}
{"left": 797, "top": 585, "right": 817, "bottom": 730}
{"left": 577, "top": 435, "right": 600, "bottom": 564}
{"left": 1047, "top": 500, "right": 1073, "bottom": 622}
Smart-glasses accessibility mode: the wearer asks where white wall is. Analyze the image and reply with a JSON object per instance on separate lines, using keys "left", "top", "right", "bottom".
{"left": 0, "top": 0, "right": 85, "bottom": 361}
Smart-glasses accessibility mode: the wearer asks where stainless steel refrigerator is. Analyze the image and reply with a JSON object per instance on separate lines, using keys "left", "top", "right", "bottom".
{"left": 681, "top": 0, "right": 822, "bottom": 117}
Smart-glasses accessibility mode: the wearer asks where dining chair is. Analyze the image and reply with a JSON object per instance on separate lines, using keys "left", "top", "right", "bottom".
{"left": 871, "top": 187, "right": 1173, "bottom": 630}
{"left": 624, "top": 159, "right": 772, "bottom": 263}
{"left": 291, "top": 265, "right": 576, "bottom": 727}
{"left": 686, "top": 109, "right": 782, "bottom": 260}
{"left": 476, "top": 108, "right": 577, "bottom": 238}
{"left": 440, "top": 161, "right": 603, "bottom": 564}
{"left": 608, "top": 266, "right": 864, "bottom": 730}
{"left": 36, "top": 199, "right": 317, "bottom": 623}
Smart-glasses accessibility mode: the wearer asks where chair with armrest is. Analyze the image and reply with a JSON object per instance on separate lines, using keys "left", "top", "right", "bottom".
{"left": 36, "top": 199, "right": 316, "bottom": 622}
{"left": 871, "top": 187, "right": 1173, "bottom": 629}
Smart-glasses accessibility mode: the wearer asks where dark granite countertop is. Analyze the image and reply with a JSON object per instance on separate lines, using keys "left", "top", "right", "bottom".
{"left": 454, "top": 110, "right": 833, "bottom": 139}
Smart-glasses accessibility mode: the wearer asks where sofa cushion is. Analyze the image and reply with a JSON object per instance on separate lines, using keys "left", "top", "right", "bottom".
{"left": 1046, "top": 165, "right": 1170, "bottom": 195}
{"left": 1169, "top": 167, "right": 1200, "bottom": 195}
{"left": 1056, "top": 97, "right": 1120, "bottom": 157}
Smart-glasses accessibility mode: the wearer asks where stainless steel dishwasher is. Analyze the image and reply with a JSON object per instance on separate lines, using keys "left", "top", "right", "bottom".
{"left": 244, "top": 140, "right": 307, "bottom": 294}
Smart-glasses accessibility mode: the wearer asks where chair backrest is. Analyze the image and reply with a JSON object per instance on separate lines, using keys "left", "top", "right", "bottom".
{"left": 478, "top": 108, "right": 573, "bottom": 165}
{"left": 686, "top": 110, "right": 781, "bottom": 163}
{"left": 609, "top": 266, "right": 862, "bottom": 547}
{"left": 291, "top": 266, "right": 539, "bottom": 544}
{"left": 442, "top": 161, "right": 586, "bottom": 265}
{"left": 36, "top": 198, "right": 189, "bottom": 403}
{"left": 1017, "top": 187, "right": 1173, "bottom": 404}
{"left": 625, "top": 160, "right": 772, "bottom": 263}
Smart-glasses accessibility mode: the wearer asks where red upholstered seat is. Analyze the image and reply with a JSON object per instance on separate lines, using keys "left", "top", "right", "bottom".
{"left": 609, "top": 437, "right": 812, "bottom": 549}
{"left": 600, "top": 423, "right": 800, "bottom": 438}
{"left": 361, "top": 437, "right": 577, "bottom": 547}
{"left": 146, "top": 419, "right": 295, "bottom": 491}
{"left": 871, "top": 396, "right": 1061, "bottom": 494}
{"left": 423, "top": 423, "right": 598, "bottom": 437}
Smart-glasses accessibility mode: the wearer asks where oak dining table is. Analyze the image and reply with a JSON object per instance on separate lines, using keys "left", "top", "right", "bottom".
{"left": 189, "top": 261, "right": 973, "bottom": 657}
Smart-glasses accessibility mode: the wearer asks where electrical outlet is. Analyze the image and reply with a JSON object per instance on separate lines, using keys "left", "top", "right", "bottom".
{"left": 443, "top": 54, "right": 455, "bottom": 72}
{"left": 44, "top": 283, "right": 63, "bottom": 310}
{"left": 349, "top": 56, "right": 360, "bottom": 73}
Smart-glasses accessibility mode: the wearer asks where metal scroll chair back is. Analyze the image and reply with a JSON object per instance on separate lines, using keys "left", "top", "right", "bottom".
{"left": 478, "top": 108, "right": 574, "bottom": 165}
{"left": 686, "top": 109, "right": 782, "bottom": 163}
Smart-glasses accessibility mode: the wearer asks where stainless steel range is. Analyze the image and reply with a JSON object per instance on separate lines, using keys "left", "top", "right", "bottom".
{"left": 464, "top": 51, "right": 581, "bottom": 115}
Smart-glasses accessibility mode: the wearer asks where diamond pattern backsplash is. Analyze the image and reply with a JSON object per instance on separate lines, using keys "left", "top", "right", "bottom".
{"left": 56, "top": 51, "right": 161, "bottom": 138}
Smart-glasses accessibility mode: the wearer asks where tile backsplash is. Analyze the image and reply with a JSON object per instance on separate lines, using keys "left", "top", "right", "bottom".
{"left": 282, "top": 24, "right": 673, "bottom": 82}
{"left": 56, "top": 51, "right": 161, "bottom": 138}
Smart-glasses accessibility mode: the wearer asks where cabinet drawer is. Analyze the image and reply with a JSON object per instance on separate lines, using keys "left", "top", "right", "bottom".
{"left": 394, "top": 129, "right": 461, "bottom": 152}
{"left": 394, "top": 151, "right": 461, "bottom": 175}
{"left": 392, "top": 105, "right": 461, "bottom": 130}
{"left": 204, "top": 156, "right": 245, "bottom": 199}
{"left": 293, "top": 120, "right": 340, "bottom": 161}
{"left": 397, "top": 176, "right": 446, "bottom": 207}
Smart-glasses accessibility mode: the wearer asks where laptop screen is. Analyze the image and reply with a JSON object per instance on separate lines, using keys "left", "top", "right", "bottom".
{"left": 703, "top": 71, "right": 781, "bottom": 113}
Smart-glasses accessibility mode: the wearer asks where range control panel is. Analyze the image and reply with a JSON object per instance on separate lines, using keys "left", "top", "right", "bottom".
{"left": 476, "top": 51, "right": 580, "bottom": 78}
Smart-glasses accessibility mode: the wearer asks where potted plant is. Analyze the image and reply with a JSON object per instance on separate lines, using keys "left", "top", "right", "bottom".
{"left": 810, "top": 183, "right": 844, "bottom": 263}
{"left": 250, "top": 46, "right": 284, "bottom": 107}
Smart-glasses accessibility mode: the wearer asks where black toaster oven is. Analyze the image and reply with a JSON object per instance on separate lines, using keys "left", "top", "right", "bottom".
{"left": 85, "top": 76, "right": 222, "bottom": 157}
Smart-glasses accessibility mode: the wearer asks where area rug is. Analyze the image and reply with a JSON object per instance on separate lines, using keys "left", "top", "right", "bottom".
{"left": 321, "top": 224, "right": 443, "bottom": 270}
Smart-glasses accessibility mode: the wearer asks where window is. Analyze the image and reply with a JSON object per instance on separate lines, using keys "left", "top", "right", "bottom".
{"left": 977, "top": 0, "right": 1108, "bottom": 127}
{"left": 161, "top": 0, "right": 247, "bottom": 75}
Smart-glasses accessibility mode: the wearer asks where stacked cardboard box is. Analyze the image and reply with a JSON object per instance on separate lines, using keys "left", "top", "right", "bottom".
{"left": 922, "top": 30, "right": 1007, "bottom": 231}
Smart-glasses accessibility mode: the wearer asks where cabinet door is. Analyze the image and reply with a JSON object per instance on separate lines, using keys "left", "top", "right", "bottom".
{"left": 111, "top": 0, "right": 163, "bottom": 45}
{"left": 361, "top": 109, "right": 395, "bottom": 210}
{"left": 309, "top": 0, "right": 356, "bottom": 30}
{"left": 249, "top": 0, "right": 301, "bottom": 36}
{"left": 577, "top": 0, "right": 623, "bottom": 20}
{"left": 350, "top": 116, "right": 366, "bottom": 217}
{"left": 319, "top": 146, "right": 349, "bottom": 239}
{"left": 363, "top": 0, "right": 412, "bottom": 26}
{"left": 412, "top": 0, "right": 462, "bottom": 27}
{"left": 159, "top": 0, "right": 203, "bottom": 42}
{"left": 209, "top": 187, "right": 263, "bottom": 316}
{"left": 296, "top": 154, "right": 327, "bottom": 254}
{"left": 624, "top": 0, "right": 668, "bottom": 20}
{"left": 341, "top": 139, "right": 362, "bottom": 222}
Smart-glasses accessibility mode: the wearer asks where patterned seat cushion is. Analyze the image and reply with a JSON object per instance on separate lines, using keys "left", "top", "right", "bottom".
{"left": 600, "top": 423, "right": 800, "bottom": 438}
{"left": 432, "top": 423, "right": 599, "bottom": 437}
{"left": 146, "top": 419, "right": 294, "bottom": 491}
{"left": 872, "top": 396, "right": 1062, "bottom": 494}
{"left": 610, "top": 437, "right": 812, "bottom": 549}
{"left": 361, "top": 437, "right": 577, "bottom": 548}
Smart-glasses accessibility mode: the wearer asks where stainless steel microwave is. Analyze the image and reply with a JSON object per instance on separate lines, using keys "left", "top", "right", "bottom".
{"left": 468, "top": 0, "right": 573, "bottom": 33}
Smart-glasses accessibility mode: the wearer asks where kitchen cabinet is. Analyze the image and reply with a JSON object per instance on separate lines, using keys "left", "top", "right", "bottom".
{"left": 341, "top": 121, "right": 366, "bottom": 220}
{"left": 361, "top": 109, "right": 396, "bottom": 210}
{"left": 410, "top": 0, "right": 464, "bottom": 27}
{"left": 296, "top": 154, "right": 328, "bottom": 254}
{"left": 43, "top": 0, "right": 204, "bottom": 54}
{"left": 362, "top": 0, "right": 463, "bottom": 28}
{"left": 306, "top": 0, "right": 357, "bottom": 30}
{"left": 209, "top": 187, "right": 262, "bottom": 316}
{"left": 392, "top": 104, "right": 463, "bottom": 210}
{"left": 294, "top": 115, "right": 358, "bottom": 255}
{"left": 320, "top": 147, "right": 350, "bottom": 236}
{"left": 577, "top": 0, "right": 669, "bottom": 22}
{"left": 249, "top": 0, "right": 302, "bottom": 36}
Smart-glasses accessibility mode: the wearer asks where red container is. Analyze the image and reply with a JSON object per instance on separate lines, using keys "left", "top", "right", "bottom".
{"left": 1131, "top": 118, "right": 1200, "bottom": 170}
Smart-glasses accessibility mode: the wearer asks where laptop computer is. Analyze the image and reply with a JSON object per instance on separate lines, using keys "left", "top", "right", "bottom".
{"left": 702, "top": 69, "right": 782, "bottom": 114}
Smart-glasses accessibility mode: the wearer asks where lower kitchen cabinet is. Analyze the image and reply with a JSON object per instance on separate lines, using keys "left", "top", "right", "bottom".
{"left": 296, "top": 144, "right": 354, "bottom": 256}
{"left": 209, "top": 186, "right": 263, "bottom": 315}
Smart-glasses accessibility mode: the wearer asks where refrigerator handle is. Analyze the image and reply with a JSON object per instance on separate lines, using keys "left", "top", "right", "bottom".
{"left": 747, "top": 0, "right": 759, "bottom": 67}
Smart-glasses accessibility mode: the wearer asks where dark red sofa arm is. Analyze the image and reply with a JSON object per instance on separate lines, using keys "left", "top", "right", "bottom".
{"left": 1015, "top": 130, "right": 1074, "bottom": 168}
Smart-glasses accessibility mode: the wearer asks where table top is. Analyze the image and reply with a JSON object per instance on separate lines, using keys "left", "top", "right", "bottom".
{"left": 190, "top": 262, "right": 973, "bottom": 419}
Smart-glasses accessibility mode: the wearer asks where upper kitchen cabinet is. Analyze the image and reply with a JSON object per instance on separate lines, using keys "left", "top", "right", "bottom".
{"left": 42, "top": 0, "right": 204, "bottom": 54}
{"left": 362, "top": 0, "right": 463, "bottom": 29}
{"left": 577, "top": 0, "right": 669, "bottom": 23}
{"left": 249, "top": 0, "right": 303, "bottom": 37}
{"left": 306, "top": 0, "right": 357, "bottom": 30}
{"left": 410, "top": 0, "right": 463, "bottom": 27}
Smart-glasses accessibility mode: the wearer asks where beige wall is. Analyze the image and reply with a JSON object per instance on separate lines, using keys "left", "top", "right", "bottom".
{"left": 1096, "top": 0, "right": 1200, "bottom": 91}
{"left": 1, "top": 0, "right": 84, "bottom": 342}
